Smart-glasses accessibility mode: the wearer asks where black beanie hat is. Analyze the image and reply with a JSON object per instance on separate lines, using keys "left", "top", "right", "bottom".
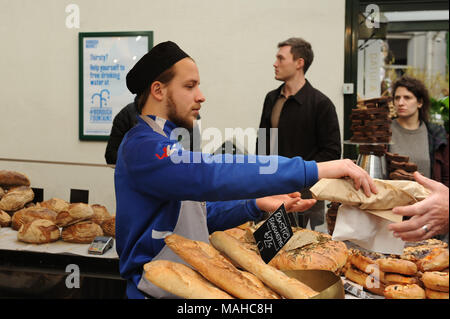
{"left": 126, "top": 41, "right": 189, "bottom": 95}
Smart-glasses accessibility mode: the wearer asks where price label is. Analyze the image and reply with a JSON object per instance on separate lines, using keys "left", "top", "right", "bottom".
{"left": 253, "top": 204, "right": 293, "bottom": 264}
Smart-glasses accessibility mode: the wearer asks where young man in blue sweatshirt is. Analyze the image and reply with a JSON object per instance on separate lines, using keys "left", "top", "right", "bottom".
{"left": 114, "top": 41, "right": 377, "bottom": 298}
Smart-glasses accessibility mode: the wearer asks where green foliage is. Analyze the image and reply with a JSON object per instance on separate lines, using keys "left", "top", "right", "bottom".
{"left": 430, "top": 96, "right": 449, "bottom": 133}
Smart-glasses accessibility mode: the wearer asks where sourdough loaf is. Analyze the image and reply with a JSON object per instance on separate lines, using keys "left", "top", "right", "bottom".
{"left": 17, "top": 219, "right": 60, "bottom": 244}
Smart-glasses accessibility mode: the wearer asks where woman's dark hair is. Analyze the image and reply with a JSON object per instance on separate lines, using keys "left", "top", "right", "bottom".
{"left": 392, "top": 75, "right": 430, "bottom": 122}
{"left": 135, "top": 66, "right": 177, "bottom": 114}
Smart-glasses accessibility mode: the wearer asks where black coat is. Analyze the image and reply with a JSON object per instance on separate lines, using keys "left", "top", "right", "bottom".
{"left": 105, "top": 102, "right": 139, "bottom": 164}
{"left": 257, "top": 80, "right": 341, "bottom": 162}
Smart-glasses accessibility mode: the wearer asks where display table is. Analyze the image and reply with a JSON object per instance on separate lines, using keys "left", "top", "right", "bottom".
{"left": 0, "top": 227, "right": 121, "bottom": 280}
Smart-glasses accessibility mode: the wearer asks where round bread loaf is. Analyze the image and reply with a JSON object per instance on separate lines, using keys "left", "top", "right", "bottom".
{"left": 56, "top": 203, "right": 94, "bottom": 227}
{"left": 100, "top": 216, "right": 115, "bottom": 237}
{"left": 0, "top": 209, "right": 11, "bottom": 227}
{"left": 17, "top": 219, "right": 60, "bottom": 244}
{"left": 39, "top": 198, "right": 70, "bottom": 213}
{"left": 0, "top": 186, "right": 34, "bottom": 212}
{"left": 0, "top": 170, "right": 30, "bottom": 187}
{"left": 90, "top": 204, "right": 111, "bottom": 225}
{"left": 61, "top": 221, "right": 103, "bottom": 243}
{"left": 11, "top": 206, "right": 57, "bottom": 231}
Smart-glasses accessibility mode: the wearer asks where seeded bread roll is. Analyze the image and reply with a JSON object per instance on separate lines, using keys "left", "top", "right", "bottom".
{"left": 144, "top": 260, "right": 234, "bottom": 299}
{"left": 11, "top": 206, "right": 57, "bottom": 231}
{"left": 56, "top": 203, "right": 94, "bottom": 227}
{"left": 0, "top": 186, "right": 34, "bottom": 212}
{"left": 0, "top": 170, "right": 30, "bottom": 187}
{"left": 165, "top": 233, "right": 280, "bottom": 299}
{"left": 61, "top": 221, "right": 103, "bottom": 243}
{"left": 17, "top": 219, "right": 60, "bottom": 244}
{"left": 209, "top": 231, "right": 318, "bottom": 299}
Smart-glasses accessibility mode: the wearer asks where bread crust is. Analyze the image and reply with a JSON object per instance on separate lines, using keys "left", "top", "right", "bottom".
{"left": 384, "top": 284, "right": 425, "bottom": 299}
{"left": 0, "top": 170, "right": 30, "bottom": 187}
{"left": 376, "top": 258, "right": 417, "bottom": 276}
{"left": 344, "top": 266, "right": 385, "bottom": 296}
{"left": 61, "top": 221, "right": 103, "bottom": 243}
{"left": 11, "top": 206, "right": 57, "bottom": 231}
{"left": 101, "top": 216, "right": 115, "bottom": 237}
{"left": 421, "top": 271, "right": 449, "bottom": 292}
{"left": 164, "top": 233, "right": 280, "bottom": 299}
{"left": 0, "top": 186, "right": 34, "bottom": 212}
{"left": 0, "top": 209, "right": 11, "bottom": 227}
{"left": 39, "top": 198, "right": 70, "bottom": 213}
{"left": 90, "top": 204, "right": 111, "bottom": 225}
{"left": 143, "top": 260, "right": 234, "bottom": 299}
{"left": 17, "top": 219, "right": 60, "bottom": 244}
{"left": 56, "top": 203, "right": 94, "bottom": 227}
{"left": 384, "top": 273, "right": 419, "bottom": 285}
{"left": 209, "top": 231, "right": 318, "bottom": 299}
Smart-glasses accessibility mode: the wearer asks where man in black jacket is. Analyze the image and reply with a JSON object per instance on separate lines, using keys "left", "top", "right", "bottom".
{"left": 105, "top": 102, "right": 139, "bottom": 165}
{"left": 257, "top": 37, "right": 341, "bottom": 229}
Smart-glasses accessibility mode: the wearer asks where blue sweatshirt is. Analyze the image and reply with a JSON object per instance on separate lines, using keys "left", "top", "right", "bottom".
{"left": 114, "top": 115, "right": 318, "bottom": 298}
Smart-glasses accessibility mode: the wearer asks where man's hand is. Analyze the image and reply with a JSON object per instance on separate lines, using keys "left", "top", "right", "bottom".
{"left": 388, "top": 172, "right": 449, "bottom": 242}
{"left": 255, "top": 192, "right": 316, "bottom": 213}
{"left": 317, "top": 159, "right": 378, "bottom": 197}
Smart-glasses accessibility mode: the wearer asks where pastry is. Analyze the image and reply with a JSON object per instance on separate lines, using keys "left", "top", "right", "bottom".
{"left": 425, "top": 288, "right": 449, "bottom": 299}
{"left": 417, "top": 248, "right": 449, "bottom": 272}
{"left": 376, "top": 258, "right": 417, "bottom": 276}
{"left": 384, "top": 273, "right": 419, "bottom": 285}
{"left": 344, "top": 266, "right": 385, "bottom": 296}
{"left": 384, "top": 284, "right": 425, "bottom": 299}
{"left": 421, "top": 271, "right": 449, "bottom": 292}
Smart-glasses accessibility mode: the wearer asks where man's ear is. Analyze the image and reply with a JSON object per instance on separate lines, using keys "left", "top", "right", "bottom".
{"left": 150, "top": 81, "right": 165, "bottom": 101}
{"left": 296, "top": 58, "right": 305, "bottom": 71}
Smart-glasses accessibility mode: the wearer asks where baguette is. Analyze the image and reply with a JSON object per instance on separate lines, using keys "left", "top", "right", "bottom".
{"left": 143, "top": 260, "right": 234, "bottom": 299}
{"left": 209, "top": 231, "right": 318, "bottom": 299}
{"left": 164, "top": 234, "right": 280, "bottom": 299}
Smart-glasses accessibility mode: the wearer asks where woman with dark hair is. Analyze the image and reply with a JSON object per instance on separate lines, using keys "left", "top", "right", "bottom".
{"left": 390, "top": 75, "right": 448, "bottom": 186}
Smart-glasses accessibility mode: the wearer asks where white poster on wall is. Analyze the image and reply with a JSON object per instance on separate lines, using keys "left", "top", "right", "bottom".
{"left": 80, "top": 33, "right": 151, "bottom": 139}
{"left": 363, "top": 39, "right": 383, "bottom": 99}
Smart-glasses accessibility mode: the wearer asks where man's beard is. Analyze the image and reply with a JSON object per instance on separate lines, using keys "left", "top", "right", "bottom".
{"left": 166, "top": 92, "right": 195, "bottom": 131}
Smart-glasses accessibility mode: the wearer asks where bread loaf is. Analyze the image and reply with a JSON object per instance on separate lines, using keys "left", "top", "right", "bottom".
{"left": 11, "top": 206, "right": 57, "bottom": 231}
{"left": 421, "top": 271, "right": 449, "bottom": 292}
{"left": 209, "top": 231, "right": 318, "bottom": 299}
{"left": 0, "top": 209, "right": 11, "bottom": 227}
{"left": 0, "top": 186, "right": 34, "bottom": 212}
{"left": 61, "top": 221, "right": 103, "bottom": 243}
{"left": 56, "top": 203, "right": 94, "bottom": 227}
{"left": 376, "top": 258, "right": 417, "bottom": 276}
{"left": 100, "top": 216, "right": 115, "bottom": 237}
{"left": 90, "top": 204, "right": 111, "bottom": 225}
{"left": 164, "top": 233, "right": 280, "bottom": 299}
{"left": 0, "top": 170, "right": 30, "bottom": 187}
{"left": 417, "top": 248, "right": 449, "bottom": 272}
{"left": 384, "top": 284, "right": 425, "bottom": 299}
{"left": 143, "top": 260, "right": 234, "bottom": 299}
{"left": 39, "top": 198, "right": 70, "bottom": 213}
{"left": 17, "top": 219, "right": 60, "bottom": 244}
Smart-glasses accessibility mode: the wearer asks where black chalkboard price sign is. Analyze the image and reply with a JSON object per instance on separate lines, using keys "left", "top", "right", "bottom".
{"left": 253, "top": 204, "right": 293, "bottom": 264}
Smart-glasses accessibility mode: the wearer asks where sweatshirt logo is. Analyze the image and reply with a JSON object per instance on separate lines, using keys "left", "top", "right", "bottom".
{"left": 155, "top": 144, "right": 177, "bottom": 160}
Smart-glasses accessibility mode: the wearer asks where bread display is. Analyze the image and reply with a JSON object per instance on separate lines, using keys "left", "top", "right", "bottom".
{"left": 11, "top": 206, "right": 57, "bottom": 231}
{"left": 61, "top": 221, "right": 103, "bottom": 243}
{"left": 17, "top": 219, "right": 60, "bottom": 244}
{"left": 0, "top": 209, "right": 11, "bottom": 227}
{"left": 164, "top": 233, "right": 280, "bottom": 299}
{"left": 384, "top": 284, "right": 426, "bottom": 299}
{"left": 209, "top": 231, "right": 319, "bottom": 299}
{"left": 143, "top": 260, "right": 234, "bottom": 299}
{"left": 0, "top": 186, "right": 34, "bottom": 212}
{"left": 90, "top": 204, "right": 111, "bottom": 225}
{"left": 55, "top": 203, "right": 94, "bottom": 227}
{"left": 101, "top": 216, "right": 115, "bottom": 237}
{"left": 39, "top": 198, "right": 70, "bottom": 213}
{"left": 0, "top": 170, "right": 31, "bottom": 187}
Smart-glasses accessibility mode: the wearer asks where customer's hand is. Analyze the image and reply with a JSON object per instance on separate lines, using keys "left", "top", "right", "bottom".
{"left": 256, "top": 192, "right": 316, "bottom": 213}
{"left": 316, "top": 159, "right": 378, "bottom": 197}
{"left": 388, "top": 172, "right": 449, "bottom": 242}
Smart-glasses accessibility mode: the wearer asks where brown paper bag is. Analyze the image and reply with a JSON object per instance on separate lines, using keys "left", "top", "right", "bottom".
{"left": 310, "top": 178, "right": 429, "bottom": 212}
